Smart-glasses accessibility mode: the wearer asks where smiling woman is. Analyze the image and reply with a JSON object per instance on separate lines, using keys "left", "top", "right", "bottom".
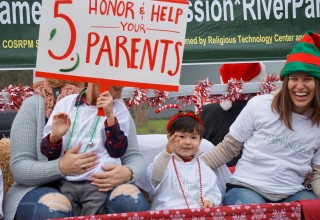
{"left": 287, "top": 73, "right": 316, "bottom": 115}
{"left": 202, "top": 30, "right": 320, "bottom": 205}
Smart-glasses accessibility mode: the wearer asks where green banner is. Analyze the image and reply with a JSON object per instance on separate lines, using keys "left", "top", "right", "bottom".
{"left": 184, "top": 0, "right": 320, "bottom": 63}
{"left": 1, "top": 0, "right": 319, "bottom": 68}
{"left": 0, "top": 0, "right": 41, "bottom": 68}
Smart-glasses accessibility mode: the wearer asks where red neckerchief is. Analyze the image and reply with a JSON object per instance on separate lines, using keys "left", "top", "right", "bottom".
{"left": 182, "top": 158, "right": 193, "bottom": 162}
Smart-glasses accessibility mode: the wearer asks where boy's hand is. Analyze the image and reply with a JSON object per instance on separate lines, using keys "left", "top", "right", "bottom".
{"left": 203, "top": 200, "right": 213, "bottom": 208}
{"left": 50, "top": 112, "right": 71, "bottom": 143}
{"left": 166, "top": 133, "right": 181, "bottom": 154}
{"left": 97, "top": 91, "right": 115, "bottom": 125}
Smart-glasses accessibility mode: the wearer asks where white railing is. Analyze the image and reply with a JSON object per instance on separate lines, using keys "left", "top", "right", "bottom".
{"left": 121, "top": 81, "right": 282, "bottom": 99}
{"left": 0, "top": 80, "right": 283, "bottom": 111}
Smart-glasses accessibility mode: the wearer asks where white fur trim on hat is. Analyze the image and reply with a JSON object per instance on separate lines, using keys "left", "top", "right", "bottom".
{"left": 220, "top": 100, "right": 232, "bottom": 111}
{"left": 219, "top": 62, "right": 267, "bottom": 111}
{"left": 248, "top": 62, "right": 266, "bottom": 82}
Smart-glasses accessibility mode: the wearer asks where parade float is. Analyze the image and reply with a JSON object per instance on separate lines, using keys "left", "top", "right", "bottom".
{"left": 1, "top": 0, "right": 320, "bottom": 219}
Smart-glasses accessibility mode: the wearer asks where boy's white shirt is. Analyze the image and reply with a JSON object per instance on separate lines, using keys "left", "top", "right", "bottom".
{"left": 136, "top": 135, "right": 231, "bottom": 197}
{"left": 230, "top": 94, "right": 320, "bottom": 195}
{"left": 147, "top": 150, "right": 222, "bottom": 210}
{"left": 43, "top": 94, "right": 130, "bottom": 181}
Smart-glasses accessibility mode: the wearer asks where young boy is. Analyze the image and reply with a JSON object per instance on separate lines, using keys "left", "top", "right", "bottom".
{"left": 40, "top": 83, "right": 129, "bottom": 216}
{"left": 147, "top": 107, "right": 222, "bottom": 210}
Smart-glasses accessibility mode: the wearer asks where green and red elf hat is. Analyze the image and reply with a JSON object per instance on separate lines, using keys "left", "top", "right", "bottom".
{"left": 281, "top": 30, "right": 320, "bottom": 80}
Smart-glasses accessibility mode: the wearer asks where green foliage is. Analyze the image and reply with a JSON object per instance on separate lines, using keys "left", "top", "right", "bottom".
{"left": 0, "top": 70, "right": 33, "bottom": 89}
{"left": 136, "top": 119, "right": 167, "bottom": 134}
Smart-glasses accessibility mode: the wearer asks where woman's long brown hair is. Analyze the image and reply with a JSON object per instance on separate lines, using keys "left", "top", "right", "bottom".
{"left": 271, "top": 76, "right": 320, "bottom": 130}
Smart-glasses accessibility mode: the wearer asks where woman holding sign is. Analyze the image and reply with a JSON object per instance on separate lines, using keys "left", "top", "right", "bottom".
{"left": 4, "top": 81, "right": 149, "bottom": 219}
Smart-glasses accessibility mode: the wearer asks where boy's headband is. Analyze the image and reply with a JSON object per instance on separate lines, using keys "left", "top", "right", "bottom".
{"left": 155, "top": 104, "right": 202, "bottom": 132}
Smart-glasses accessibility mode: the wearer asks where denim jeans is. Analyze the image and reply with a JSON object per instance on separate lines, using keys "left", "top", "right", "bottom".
{"left": 15, "top": 187, "right": 73, "bottom": 220}
{"left": 106, "top": 187, "right": 150, "bottom": 213}
{"left": 223, "top": 186, "right": 318, "bottom": 205}
{"left": 15, "top": 185, "right": 149, "bottom": 219}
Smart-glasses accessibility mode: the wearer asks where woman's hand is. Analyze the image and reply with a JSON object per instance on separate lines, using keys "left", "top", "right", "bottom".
{"left": 59, "top": 143, "right": 98, "bottom": 176}
{"left": 90, "top": 164, "right": 132, "bottom": 192}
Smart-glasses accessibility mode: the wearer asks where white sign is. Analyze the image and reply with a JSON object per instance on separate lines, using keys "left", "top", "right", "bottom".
{"left": 35, "top": 0, "right": 188, "bottom": 91}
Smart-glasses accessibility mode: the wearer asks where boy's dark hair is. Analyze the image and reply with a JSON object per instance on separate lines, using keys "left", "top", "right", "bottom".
{"left": 168, "top": 111, "right": 204, "bottom": 139}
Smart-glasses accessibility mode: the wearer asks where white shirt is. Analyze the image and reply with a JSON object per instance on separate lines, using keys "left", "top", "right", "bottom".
{"left": 230, "top": 94, "right": 320, "bottom": 194}
{"left": 44, "top": 94, "right": 130, "bottom": 181}
{"left": 148, "top": 153, "right": 222, "bottom": 210}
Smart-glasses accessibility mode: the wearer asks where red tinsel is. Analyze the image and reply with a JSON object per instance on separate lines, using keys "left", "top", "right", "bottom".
{"left": 175, "top": 95, "right": 192, "bottom": 106}
{"left": 122, "top": 77, "right": 280, "bottom": 109}
{"left": 260, "top": 74, "right": 280, "bottom": 95}
{"left": 2, "top": 77, "right": 281, "bottom": 111}
{"left": 191, "top": 78, "right": 214, "bottom": 113}
{"left": 0, "top": 84, "right": 34, "bottom": 111}
{"left": 206, "top": 94, "right": 223, "bottom": 104}
{"left": 147, "top": 90, "right": 169, "bottom": 107}
{"left": 222, "top": 78, "right": 244, "bottom": 102}
{"left": 0, "top": 93, "right": 4, "bottom": 110}
{"left": 124, "top": 88, "right": 148, "bottom": 107}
